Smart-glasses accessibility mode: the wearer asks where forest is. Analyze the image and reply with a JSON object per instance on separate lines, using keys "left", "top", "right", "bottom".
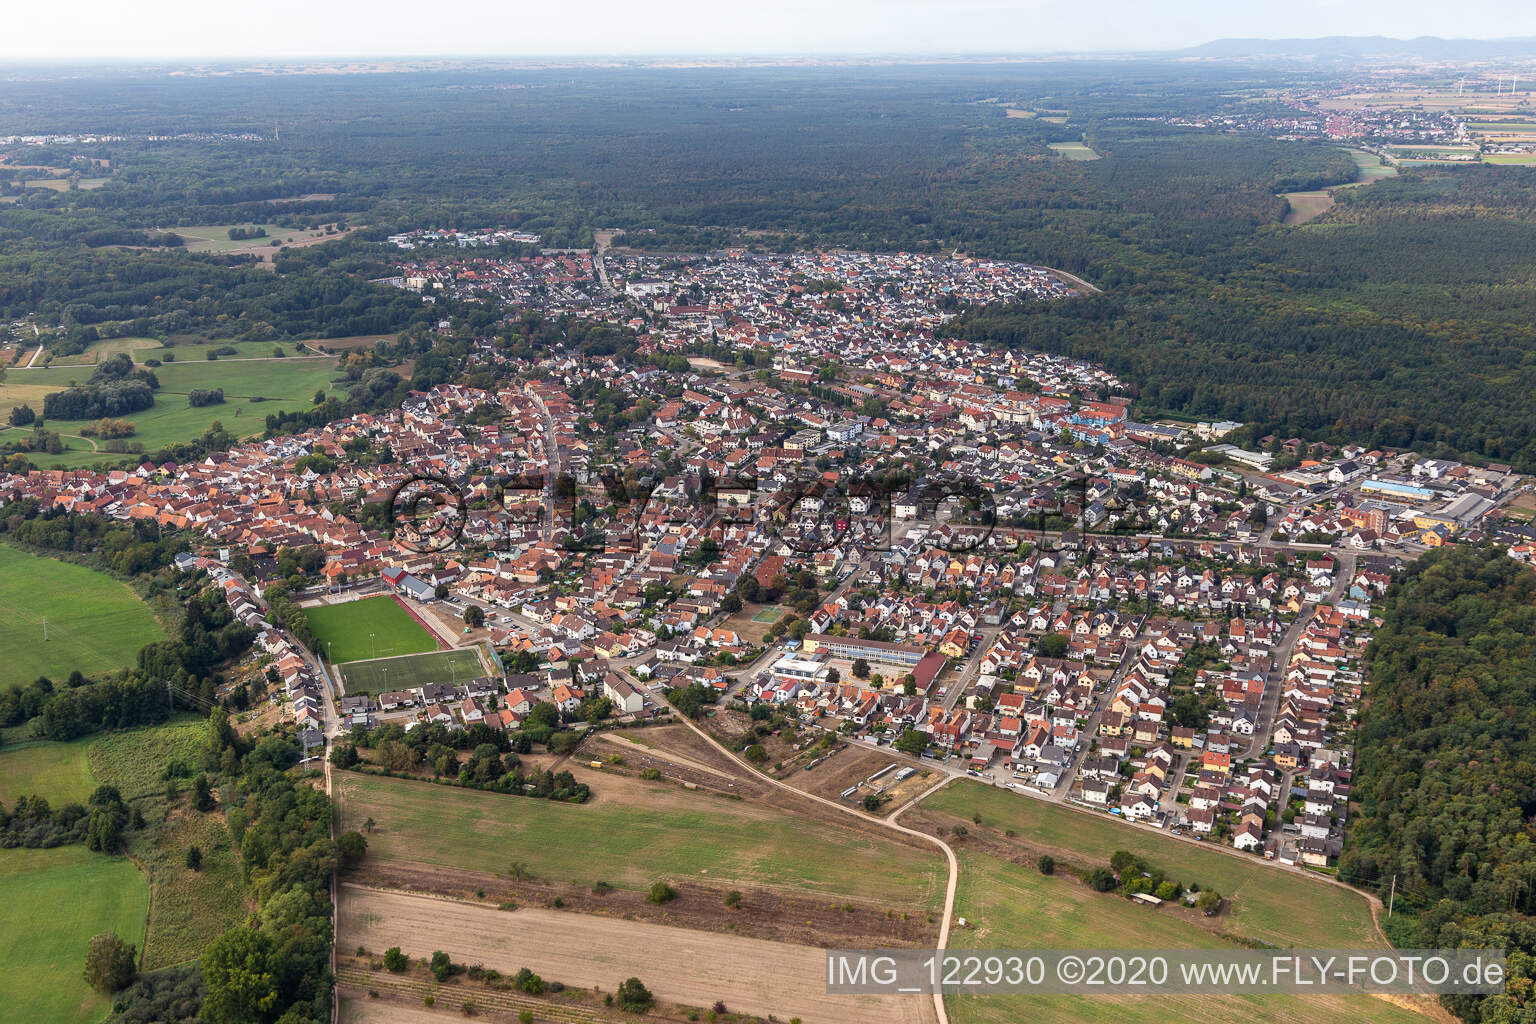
{"left": 1343, "top": 546, "right": 1536, "bottom": 1023}
{"left": 2, "top": 62, "right": 1535, "bottom": 466}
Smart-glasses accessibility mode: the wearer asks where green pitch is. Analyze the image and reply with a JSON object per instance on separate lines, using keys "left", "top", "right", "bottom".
{"left": 305, "top": 595, "right": 440, "bottom": 664}
{"left": 339, "top": 648, "right": 485, "bottom": 694}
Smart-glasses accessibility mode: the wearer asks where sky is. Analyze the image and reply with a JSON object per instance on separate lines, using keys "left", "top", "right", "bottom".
{"left": 5, "top": 0, "right": 1536, "bottom": 61}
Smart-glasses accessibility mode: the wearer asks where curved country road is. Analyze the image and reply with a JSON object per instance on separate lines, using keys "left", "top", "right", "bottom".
{"left": 668, "top": 708, "right": 958, "bottom": 1024}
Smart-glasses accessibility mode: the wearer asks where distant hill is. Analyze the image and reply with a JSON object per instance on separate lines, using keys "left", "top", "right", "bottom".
{"left": 1181, "top": 35, "right": 1536, "bottom": 61}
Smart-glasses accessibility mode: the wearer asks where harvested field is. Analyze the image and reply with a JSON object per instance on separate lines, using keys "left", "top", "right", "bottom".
{"left": 300, "top": 333, "right": 398, "bottom": 353}
{"left": 1281, "top": 190, "right": 1333, "bottom": 225}
{"left": 350, "top": 857, "right": 937, "bottom": 946}
{"left": 339, "top": 886, "right": 936, "bottom": 1024}
{"left": 340, "top": 998, "right": 460, "bottom": 1024}
{"left": 1048, "top": 140, "right": 1100, "bottom": 160}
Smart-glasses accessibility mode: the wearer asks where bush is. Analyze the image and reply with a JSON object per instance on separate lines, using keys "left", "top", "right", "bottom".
{"left": 192, "top": 774, "right": 215, "bottom": 812}
{"left": 616, "top": 977, "right": 654, "bottom": 1012}
{"left": 1037, "top": 855, "right": 1055, "bottom": 875}
{"left": 186, "top": 845, "right": 202, "bottom": 871}
{"left": 430, "top": 950, "right": 455, "bottom": 982}
{"left": 80, "top": 417, "right": 135, "bottom": 438}
{"left": 188, "top": 388, "right": 224, "bottom": 407}
{"left": 1110, "top": 850, "right": 1142, "bottom": 874}
{"left": 83, "top": 931, "right": 137, "bottom": 992}
{"left": 337, "top": 830, "right": 368, "bottom": 867}
{"left": 384, "top": 947, "right": 408, "bottom": 972}
{"left": 724, "top": 889, "right": 742, "bottom": 909}
{"left": 647, "top": 881, "right": 676, "bottom": 904}
{"left": 1086, "top": 867, "right": 1117, "bottom": 892}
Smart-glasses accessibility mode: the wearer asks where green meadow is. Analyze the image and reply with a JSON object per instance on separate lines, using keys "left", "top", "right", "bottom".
{"left": 0, "top": 545, "right": 166, "bottom": 689}
{"left": 0, "top": 355, "right": 343, "bottom": 468}
{"left": 0, "top": 846, "right": 148, "bottom": 1024}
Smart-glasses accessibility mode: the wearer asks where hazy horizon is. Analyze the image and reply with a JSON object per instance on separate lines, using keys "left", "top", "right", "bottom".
{"left": 7, "top": 0, "right": 1536, "bottom": 62}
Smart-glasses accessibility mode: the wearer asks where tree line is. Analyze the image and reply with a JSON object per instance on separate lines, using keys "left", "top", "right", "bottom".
{"left": 1342, "top": 545, "right": 1536, "bottom": 1023}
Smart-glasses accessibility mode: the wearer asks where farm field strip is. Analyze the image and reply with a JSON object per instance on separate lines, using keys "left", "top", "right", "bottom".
{"left": 339, "top": 886, "right": 935, "bottom": 1024}
{"left": 945, "top": 853, "right": 1430, "bottom": 1024}
{"left": 337, "top": 768, "right": 945, "bottom": 907}
{"left": 919, "top": 780, "right": 1380, "bottom": 949}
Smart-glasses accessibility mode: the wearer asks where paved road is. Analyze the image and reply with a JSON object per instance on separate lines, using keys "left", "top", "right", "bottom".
{"left": 522, "top": 384, "right": 565, "bottom": 532}
{"left": 1240, "top": 550, "right": 1355, "bottom": 760}
{"left": 940, "top": 623, "right": 1002, "bottom": 712}
{"left": 592, "top": 232, "right": 620, "bottom": 297}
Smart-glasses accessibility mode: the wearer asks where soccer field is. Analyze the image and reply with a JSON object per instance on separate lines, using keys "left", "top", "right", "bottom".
{"left": 305, "top": 595, "right": 441, "bottom": 663}
{"left": 339, "top": 648, "right": 486, "bottom": 694}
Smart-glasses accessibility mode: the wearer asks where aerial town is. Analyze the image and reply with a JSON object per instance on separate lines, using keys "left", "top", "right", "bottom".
{"left": 8, "top": 36, "right": 1536, "bottom": 1024}
{"left": 6, "top": 240, "right": 1530, "bottom": 880}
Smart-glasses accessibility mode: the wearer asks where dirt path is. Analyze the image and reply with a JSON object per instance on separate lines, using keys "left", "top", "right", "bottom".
{"left": 593, "top": 732, "right": 738, "bottom": 782}
{"left": 339, "top": 885, "right": 933, "bottom": 1024}
{"left": 669, "top": 708, "right": 957, "bottom": 1024}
